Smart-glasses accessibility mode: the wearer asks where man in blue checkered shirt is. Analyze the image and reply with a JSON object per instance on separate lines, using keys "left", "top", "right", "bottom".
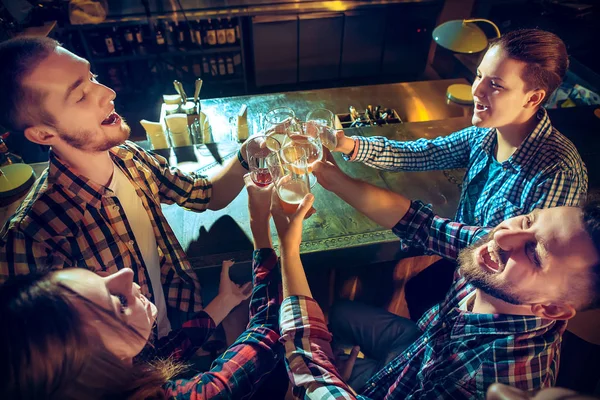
{"left": 322, "top": 29, "right": 588, "bottom": 390}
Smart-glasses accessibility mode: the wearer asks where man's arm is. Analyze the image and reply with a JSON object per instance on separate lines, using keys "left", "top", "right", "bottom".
{"left": 313, "top": 158, "right": 490, "bottom": 258}
{"left": 313, "top": 158, "right": 411, "bottom": 229}
{"left": 125, "top": 141, "right": 249, "bottom": 211}
{"left": 334, "top": 127, "right": 475, "bottom": 172}
{"left": 162, "top": 177, "right": 282, "bottom": 399}
{"left": 280, "top": 296, "right": 359, "bottom": 400}
{"left": 0, "top": 227, "right": 73, "bottom": 283}
{"left": 272, "top": 192, "right": 359, "bottom": 399}
{"left": 205, "top": 153, "right": 248, "bottom": 210}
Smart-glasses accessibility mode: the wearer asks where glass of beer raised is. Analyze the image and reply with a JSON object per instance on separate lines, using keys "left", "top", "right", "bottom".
{"left": 262, "top": 107, "right": 296, "bottom": 145}
{"left": 306, "top": 108, "right": 337, "bottom": 151}
{"left": 266, "top": 147, "right": 311, "bottom": 214}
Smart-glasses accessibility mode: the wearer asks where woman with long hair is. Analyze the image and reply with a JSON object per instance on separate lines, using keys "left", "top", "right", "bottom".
{"left": 0, "top": 175, "right": 283, "bottom": 400}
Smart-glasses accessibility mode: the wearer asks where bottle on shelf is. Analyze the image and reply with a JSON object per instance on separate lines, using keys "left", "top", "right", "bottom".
{"left": 202, "top": 56, "right": 210, "bottom": 76}
{"left": 112, "top": 27, "right": 124, "bottom": 55}
{"left": 216, "top": 19, "right": 227, "bottom": 46}
{"left": 104, "top": 29, "right": 117, "bottom": 56}
{"left": 210, "top": 57, "right": 218, "bottom": 77}
{"left": 225, "top": 17, "right": 236, "bottom": 44}
{"left": 193, "top": 19, "right": 203, "bottom": 48}
{"left": 135, "top": 26, "right": 147, "bottom": 55}
{"left": 188, "top": 20, "right": 197, "bottom": 47}
{"left": 177, "top": 21, "right": 188, "bottom": 50}
{"left": 154, "top": 22, "right": 166, "bottom": 50}
{"left": 235, "top": 18, "right": 241, "bottom": 42}
{"left": 107, "top": 65, "right": 124, "bottom": 92}
{"left": 123, "top": 27, "right": 135, "bottom": 54}
{"left": 233, "top": 52, "right": 242, "bottom": 71}
{"left": 217, "top": 56, "right": 226, "bottom": 76}
{"left": 205, "top": 19, "right": 217, "bottom": 46}
{"left": 164, "top": 21, "right": 176, "bottom": 49}
{"left": 225, "top": 55, "right": 234, "bottom": 75}
{"left": 192, "top": 58, "right": 202, "bottom": 77}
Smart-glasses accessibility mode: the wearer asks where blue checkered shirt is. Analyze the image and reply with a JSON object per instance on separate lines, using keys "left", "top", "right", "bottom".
{"left": 280, "top": 201, "right": 566, "bottom": 400}
{"left": 347, "top": 109, "right": 587, "bottom": 226}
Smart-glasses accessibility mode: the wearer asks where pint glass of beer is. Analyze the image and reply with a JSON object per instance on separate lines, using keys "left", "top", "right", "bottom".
{"left": 266, "top": 147, "right": 311, "bottom": 214}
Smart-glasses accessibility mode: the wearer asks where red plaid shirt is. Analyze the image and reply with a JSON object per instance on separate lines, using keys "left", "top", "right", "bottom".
{"left": 162, "top": 248, "right": 282, "bottom": 398}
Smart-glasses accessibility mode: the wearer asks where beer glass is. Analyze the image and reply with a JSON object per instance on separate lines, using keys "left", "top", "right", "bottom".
{"left": 246, "top": 135, "right": 281, "bottom": 187}
{"left": 266, "top": 148, "right": 311, "bottom": 214}
{"left": 262, "top": 107, "right": 296, "bottom": 145}
{"left": 306, "top": 108, "right": 337, "bottom": 151}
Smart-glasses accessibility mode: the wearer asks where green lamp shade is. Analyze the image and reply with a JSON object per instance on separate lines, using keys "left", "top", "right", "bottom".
{"left": 0, "top": 164, "right": 35, "bottom": 206}
{"left": 432, "top": 20, "right": 488, "bottom": 54}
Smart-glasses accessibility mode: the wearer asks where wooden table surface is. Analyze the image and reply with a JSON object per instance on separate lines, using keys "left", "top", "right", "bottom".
{"left": 157, "top": 79, "right": 473, "bottom": 270}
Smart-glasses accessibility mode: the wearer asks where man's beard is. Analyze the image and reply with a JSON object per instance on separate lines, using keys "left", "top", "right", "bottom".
{"left": 457, "top": 232, "right": 526, "bottom": 306}
{"left": 57, "top": 118, "right": 131, "bottom": 152}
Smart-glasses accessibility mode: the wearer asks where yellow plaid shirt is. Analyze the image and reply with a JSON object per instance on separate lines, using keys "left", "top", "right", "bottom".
{"left": 0, "top": 141, "right": 211, "bottom": 312}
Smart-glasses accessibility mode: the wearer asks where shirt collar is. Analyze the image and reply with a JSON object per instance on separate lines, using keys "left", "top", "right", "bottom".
{"left": 480, "top": 108, "right": 553, "bottom": 170}
{"left": 445, "top": 284, "right": 563, "bottom": 339}
{"left": 47, "top": 144, "right": 133, "bottom": 208}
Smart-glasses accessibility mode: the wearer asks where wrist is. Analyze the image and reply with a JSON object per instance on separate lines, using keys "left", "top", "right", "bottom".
{"left": 251, "top": 220, "right": 272, "bottom": 248}
{"left": 340, "top": 137, "right": 356, "bottom": 155}
{"left": 216, "top": 293, "right": 240, "bottom": 310}
{"left": 280, "top": 243, "right": 301, "bottom": 257}
{"left": 329, "top": 172, "right": 353, "bottom": 194}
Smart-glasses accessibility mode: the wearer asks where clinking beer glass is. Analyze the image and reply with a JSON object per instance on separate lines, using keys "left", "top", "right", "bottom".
{"left": 266, "top": 147, "right": 311, "bottom": 214}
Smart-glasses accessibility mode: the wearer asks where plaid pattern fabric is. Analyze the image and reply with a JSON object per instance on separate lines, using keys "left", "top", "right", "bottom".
{"left": 163, "top": 248, "right": 283, "bottom": 398}
{"left": 280, "top": 295, "right": 359, "bottom": 400}
{"left": 0, "top": 141, "right": 212, "bottom": 313}
{"left": 138, "top": 310, "right": 216, "bottom": 363}
{"left": 347, "top": 108, "right": 587, "bottom": 227}
{"left": 280, "top": 202, "right": 566, "bottom": 400}
{"left": 392, "top": 200, "right": 490, "bottom": 260}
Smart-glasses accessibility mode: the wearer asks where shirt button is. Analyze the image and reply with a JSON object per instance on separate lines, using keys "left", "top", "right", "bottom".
{"left": 371, "top": 383, "right": 376, "bottom": 387}
{"left": 388, "top": 367, "right": 393, "bottom": 373}
{"left": 407, "top": 352, "right": 411, "bottom": 357}
{"left": 128, "top": 240, "right": 134, "bottom": 246}
{"left": 113, "top": 205, "right": 120, "bottom": 211}
{"left": 442, "top": 323, "right": 447, "bottom": 328}
{"left": 424, "top": 337, "right": 428, "bottom": 343}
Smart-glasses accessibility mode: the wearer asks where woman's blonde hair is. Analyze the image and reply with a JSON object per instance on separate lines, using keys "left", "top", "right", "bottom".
{"left": 0, "top": 271, "right": 184, "bottom": 400}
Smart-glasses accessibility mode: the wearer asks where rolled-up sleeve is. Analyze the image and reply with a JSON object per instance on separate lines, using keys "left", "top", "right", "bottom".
{"left": 393, "top": 201, "right": 491, "bottom": 260}
{"left": 280, "top": 296, "right": 359, "bottom": 400}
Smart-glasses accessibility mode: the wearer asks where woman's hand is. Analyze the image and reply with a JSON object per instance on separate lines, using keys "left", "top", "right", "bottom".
{"left": 271, "top": 190, "right": 315, "bottom": 251}
{"left": 217, "top": 259, "right": 253, "bottom": 308}
{"left": 244, "top": 173, "right": 273, "bottom": 224}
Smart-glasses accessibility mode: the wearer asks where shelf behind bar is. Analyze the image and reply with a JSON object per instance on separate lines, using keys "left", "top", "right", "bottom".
{"left": 92, "top": 46, "right": 242, "bottom": 64}
{"left": 68, "top": 0, "right": 435, "bottom": 25}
